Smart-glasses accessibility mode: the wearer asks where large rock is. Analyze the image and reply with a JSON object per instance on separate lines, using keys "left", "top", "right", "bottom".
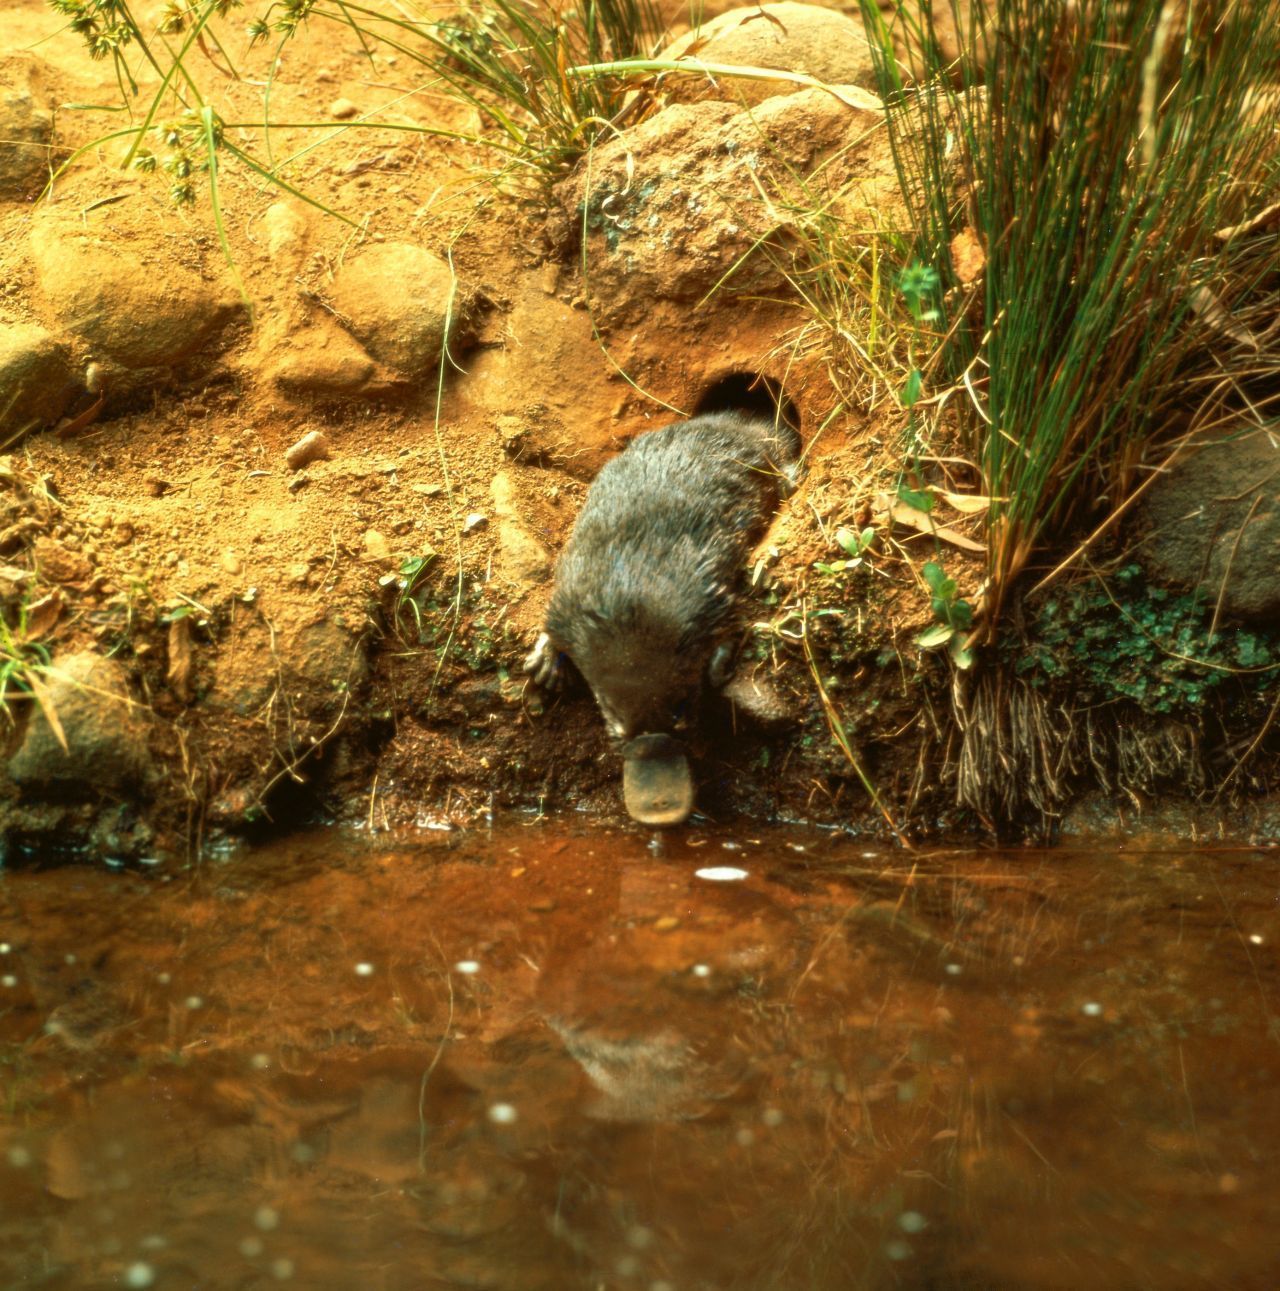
{"left": 660, "top": 3, "right": 876, "bottom": 106}
{"left": 8, "top": 652, "right": 151, "bottom": 793}
{"left": 0, "top": 55, "right": 54, "bottom": 200}
{"left": 28, "top": 188, "right": 243, "bottom": 373}
{"left": 1135, "top": 426, "right": 1280, "bottom": 623}
{"left": 329, "top": 243, "right": 458, "bottom": 378}
{"left": 0, "top": 321, "right": 74, "bottom": 433}
{"left": 555, "top": 89, "right": 894, "bottom": 325}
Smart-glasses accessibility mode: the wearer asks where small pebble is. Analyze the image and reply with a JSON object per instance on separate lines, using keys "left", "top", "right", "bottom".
{"left": 1082, "top": 1001, "right": 1103, "bottom": 1017}
{"left": 271, "top": 1258, "right": 295, "bottom": 1280}
{"left": 694, "top": 866, "right": 748, "bottom": 882}
{"left": 254, "top": 1205, "right": 280, "bottom": 1232}
{"left": 184, "top": 995, "right": 204, "bottom": 1010}
{"left": 653, "top": 916, "right": 680, "bottom": 932}
{"left": 464, "top": 512, "right": 488, "bottom": 533}
{"left": 284, "top": 430, "right": 332, "bottom": 470}
{"left": 691, "top": 963, "right": 711, "bottom": 978}
{"left": 329, "top": 97, "right": 359, "bottom": 119}
{"left": 487, "top": 1103, "right": 517, "bottom": 1125}
{"left": 124, "top": 1263, "right": 155, "bottom": 1289}
{"left": 354, "top": 962, "right": 375, "bottom": 977}
{"left": 454, "top": 960, "right": 480, "bottom": 975}
{"left": 1, "top": 975, "right": 16, "bottom": 988}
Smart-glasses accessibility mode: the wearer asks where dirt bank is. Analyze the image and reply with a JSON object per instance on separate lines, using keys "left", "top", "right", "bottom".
{"left": 0, "top": 0, "right": 1276, "bottom": 859}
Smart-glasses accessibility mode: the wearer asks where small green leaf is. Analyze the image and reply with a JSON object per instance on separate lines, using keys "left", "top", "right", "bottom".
{"left": 949, "top": 636, "right": 975, "bottom": 669}
{"left": 922, "top": 561, "right": 947, "bottom": 592}
{"left": 917, "top": 623, "right": 954, "bottom": 649}
{"left": 899, "top": 483, "right": 934, "bottom": 513}
{"left": 903, "top": 368, "right": 923, "bottom": 407}
{"left": 949, "top": 599, "right": 975, "bottom": 630}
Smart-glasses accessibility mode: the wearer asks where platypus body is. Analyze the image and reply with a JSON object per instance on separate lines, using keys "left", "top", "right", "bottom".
{"left": 526, "top": 412, "right": 800, "bottom": 770}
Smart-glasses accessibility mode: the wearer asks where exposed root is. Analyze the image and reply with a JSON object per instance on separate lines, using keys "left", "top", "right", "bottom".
{"left": 949, "top": 668, "right": 1210, "bottom": 831}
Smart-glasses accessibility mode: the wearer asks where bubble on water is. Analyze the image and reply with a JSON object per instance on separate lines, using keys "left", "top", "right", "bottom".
{"left": 157, "top": 972, "right": 171, "bottom": 985}
{"left": 694, "top": 866, "right": 748, "bottom": 882}
{"left": 885, "top": 1239, "right": 912, "bottom": 1261}
{"left": 615, "top": 1255, "right": 640, "bottom": 1278}
{"left": 487, "top": 1103, "right": 518, "bottom": 1125}
{"left": 7, "top": 1145, "right": 32, "bottom": 1168}
{"left": 1082, "top": 1001, "right": 1103, "bottom": 1017}
{"left": 1250, "top": 934, "right": 1264, "bottom": 945}
{"left": 271, "top": 1258, "right": 295, "bottom": 1280}
{"left": 254, "top": 1205, "right": 280, "bottom": 1232}
{"left": 184, "top": 996, "right": 204, "bottom": 1011}
{"left": 898, "top": 1211, "right": 927, "bottom": 1233}
{"left": 354, "top": 963, "right": 375, "bottom": 977}
{"left": 0, "top": 942, "right": 9, "bottom": 953}
{"left": 124, "top": 1263, "right": 156, "bottom": 1288}
{"left": 239, "top": 1236, "right": 265, "bottom": 1258}
{"left": 454, "top": 960, "right": 480, "bottom": 975}
{"left": 691, "top": 964, "right": 711, "bottom": 978}
{"left": 735, "top": 1127, "right": 756, "bottom": 1147}
{"left": 250, "top": 1053, "right": 271, "bottom": 1071}
{"left": 626, "top": 1225, "right": 654, "bottom": 1250}
{"left": 761, "top": 1107, "right": 784, "bottom": 1127}
{"left": 1, "top": 975, "right": 17, "bottom": 989}
{"left": 944, "top": 963, "right": 962, "bottom": 976}
{"left": 64, "top": 953, "right": 77, "bottom": 965}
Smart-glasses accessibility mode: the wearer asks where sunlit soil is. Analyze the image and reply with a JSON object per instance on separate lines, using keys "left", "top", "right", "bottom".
{"left": 2, "top": 825, "right": 1278, "bottom": 1289}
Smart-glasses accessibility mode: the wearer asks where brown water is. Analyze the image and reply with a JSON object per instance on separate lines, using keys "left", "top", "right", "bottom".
{"left": 1, "top": 825, "right": 1278, "bottom": 1291}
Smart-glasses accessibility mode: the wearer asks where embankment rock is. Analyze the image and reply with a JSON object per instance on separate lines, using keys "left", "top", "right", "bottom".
{"left": 0, "top": 321, "right": 74, "bottom": 433}
{"left": 29, "top": 191, "right": 243, "bottom": 379}
{"left": 8, "top": 652, "right": 151, "bottom": 794}
{"left": 555, "top": 89, "right": 892, "bottom": 324}
{"left": 660, "top": 3, "right": 876, "bottom": 106}
{"left": 0, "top": 55, "right": 54, "bottom": 200}
{"left": 329, "top": 243, "right": 458, "bottom": 378}
{"left": 1135, "top": 427, "right": 1280, "bottom": 623}
{"left": 491, "top": 470, "right": 551, "bottom": 587}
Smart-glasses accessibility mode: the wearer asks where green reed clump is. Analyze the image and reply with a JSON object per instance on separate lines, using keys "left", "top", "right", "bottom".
{"left": 858, "top": 0, "right": 1280, "bottom": 631}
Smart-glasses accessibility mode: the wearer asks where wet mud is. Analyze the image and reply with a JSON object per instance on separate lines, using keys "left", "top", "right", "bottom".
{"left": 2, "top": 825, "right": 1279, "bottom": 1289}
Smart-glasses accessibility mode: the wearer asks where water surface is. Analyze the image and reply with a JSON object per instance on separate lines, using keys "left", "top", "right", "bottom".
{"left": 1, "top": 825, "right": 1277, "bottom": 1289}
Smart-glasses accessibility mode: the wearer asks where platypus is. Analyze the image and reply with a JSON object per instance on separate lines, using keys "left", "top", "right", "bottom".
{"left": 526, "top": 411, "right": 800, "bottom": 824}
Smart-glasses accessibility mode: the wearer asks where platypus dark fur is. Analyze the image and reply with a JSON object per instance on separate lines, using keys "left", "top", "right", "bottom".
{"left": 526, "top": 411, "right": 800, "bottom": 742}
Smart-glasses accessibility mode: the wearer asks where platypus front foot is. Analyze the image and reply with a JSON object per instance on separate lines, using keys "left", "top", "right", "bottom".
{"left": 524, "top": 631, "right": 566, "bottom": 691}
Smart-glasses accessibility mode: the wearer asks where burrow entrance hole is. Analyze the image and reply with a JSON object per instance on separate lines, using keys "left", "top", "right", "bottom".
{"left": 694, "top": 372, "right": 800, "bottom": 435}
